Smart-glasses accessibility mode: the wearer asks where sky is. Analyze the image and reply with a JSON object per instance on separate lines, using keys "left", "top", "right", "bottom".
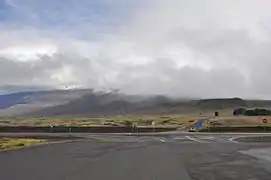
{"left": 1, "top": 0, "right": 271, "bottom": 98}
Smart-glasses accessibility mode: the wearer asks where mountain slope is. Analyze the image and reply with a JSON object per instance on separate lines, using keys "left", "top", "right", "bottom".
{"left": 26, "top": 93, "right": 142, "bottom": 116}
{"left": 195, "top": 98, "right": 247, "bottom": 109}
{"left": 28, "top": 96, "right": 271, "bottom": 117}
{"left": 0, "top": 89, "right": 94, "bottom": 116}
{"left": 3, "top": 90, "right": 271, "bottom": 117}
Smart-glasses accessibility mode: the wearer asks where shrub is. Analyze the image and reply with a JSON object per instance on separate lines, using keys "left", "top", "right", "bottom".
{"left": 233, "top": 108, "right": 247, "bottom": 116}
{"left": 244, "top": 108, "right": 271, "bottom": 116}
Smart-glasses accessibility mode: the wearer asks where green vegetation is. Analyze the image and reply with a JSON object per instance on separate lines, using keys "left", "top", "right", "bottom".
{"left": 233, "top": 108, "right": 271, "bottom": 116}
{"left": 0, "top": 138, "right": 47, "bottom": 150}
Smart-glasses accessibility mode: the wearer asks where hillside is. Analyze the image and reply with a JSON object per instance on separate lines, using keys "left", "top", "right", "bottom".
{"left": 0, "top": 89, "right": 94, "bottom": 116}
{"left": 2, "top": 89, "right": 271, "bottom": 117}
{"left": 194, "top": 98, "right": 247, "bottom": 109}
{"left": 27, "top": 96, "right": 271, "bottom": 117}
{"left": 26, "top": 94, "right": 172, "bottom": 117}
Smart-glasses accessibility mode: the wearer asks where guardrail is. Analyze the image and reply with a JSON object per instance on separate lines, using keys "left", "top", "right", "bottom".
{"left": 198, "top": 126, "right": 271, "bottom": 132}
{"left": 0, "top": 126, "right": 178, "bottom": 133}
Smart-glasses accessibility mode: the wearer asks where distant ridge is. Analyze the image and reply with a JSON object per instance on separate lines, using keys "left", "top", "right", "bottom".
{"left": 196, "top": 98, "right": 247, "bottom": 108}
{"left": 27, "top": 96, "right": 271, "bottom": 117}
{"left": 2, "top": 90, "right": 271, "bottom": 117}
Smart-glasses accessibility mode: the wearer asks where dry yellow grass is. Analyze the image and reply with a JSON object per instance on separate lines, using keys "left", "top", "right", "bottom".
{"left": 4, "top": 114, "right": 269, "bottom": 128}
{"left": 0, "top": 138, "right": 47, "bottom": 150}
{"left": 209, "top": 116, "right": 271, "bottom": 127}
{"left": 0, "top": 114, "right": 199, "bottom": 127}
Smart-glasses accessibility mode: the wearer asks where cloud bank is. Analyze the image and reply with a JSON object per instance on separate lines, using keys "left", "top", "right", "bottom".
{"left": 1, "top": 0, "right": 271, "bottom": 98}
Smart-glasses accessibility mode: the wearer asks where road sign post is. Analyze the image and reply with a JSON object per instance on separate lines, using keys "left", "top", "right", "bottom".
{"left": 131, "top": 122, "right": 137, "bottom": 134}
{"left": 152, "top": 121, "right": 155, "bottom": 133}
{"left": 262, "top": 119, "right": 268, "bottom": 132}
{"left": 135, "top": 123, "right": 138, "bottom": 135}
{"left": 66, "top": 125, "right": 72, "bottom": 136}
{"left": 50, "top": 125, "right": 53, "bottom": 133}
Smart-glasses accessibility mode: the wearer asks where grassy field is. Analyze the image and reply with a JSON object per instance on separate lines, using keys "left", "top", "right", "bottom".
{"left": 0, "top": 114, "right": 198, "bottom": 127}
{"left": 0, "top": 109, "right": 270, "bottom": 129}
{"left": 207, "top": 116, "right": 271, "bottom": 127}
{"left": 0, "top": 138, "right": 47, "bottom": 150}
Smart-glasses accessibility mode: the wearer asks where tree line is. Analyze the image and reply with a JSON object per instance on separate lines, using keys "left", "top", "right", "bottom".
{"left": 233, "top": 108, "right": 271, "bottom": 116}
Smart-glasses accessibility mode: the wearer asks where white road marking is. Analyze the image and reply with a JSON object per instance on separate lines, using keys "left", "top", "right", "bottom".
{"left": 173, "top": 137, "right": 186, "bottom": 140}
{"left": 228, "top": 137, "right": 240, "bottom": 143}
{"left": 199, "top": 136, "right": 215, "bottom": 140}
{"left": 179, "top": 132, "right": 271, "bottom": 135}
{"left": 185, "top": 136, "right": 206, "bottom": 143}
{"left": 228, "top": 135, "right": 271, "bottom": 143}
{"left": 159, "top": 138, "right": 166, "bottom": 143}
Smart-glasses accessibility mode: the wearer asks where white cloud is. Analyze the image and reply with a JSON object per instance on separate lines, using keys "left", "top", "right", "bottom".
{"left": 1, "top": 0, "right": 271, "bottom": 98}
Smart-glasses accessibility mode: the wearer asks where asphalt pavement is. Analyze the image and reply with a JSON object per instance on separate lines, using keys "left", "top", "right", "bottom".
{"left": 1, "top": 133, "right": 271, "bottom": 180}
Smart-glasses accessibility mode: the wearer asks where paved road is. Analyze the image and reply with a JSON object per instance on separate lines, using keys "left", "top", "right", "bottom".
{"left": 1, "top": 133, "right": 271, "bottom": 180}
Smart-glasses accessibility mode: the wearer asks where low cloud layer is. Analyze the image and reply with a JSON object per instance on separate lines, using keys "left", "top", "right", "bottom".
{"left": 1, "top": 0, "right": 271, "bottom": 98}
